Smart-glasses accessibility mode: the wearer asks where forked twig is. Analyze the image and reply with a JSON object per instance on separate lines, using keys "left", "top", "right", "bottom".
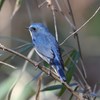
{"left": 60, "top": 6, "right": 100, "bottom": 46}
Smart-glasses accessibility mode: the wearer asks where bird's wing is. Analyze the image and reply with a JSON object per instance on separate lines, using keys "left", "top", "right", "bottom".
{"left": 47, "top": 35, "right": 64, "bottom": 69}
{"left": 35, "top": 46, "right": 54, "bottom": 63}
{"left": 34, "top": 34, "right": 54, "bottom": 63}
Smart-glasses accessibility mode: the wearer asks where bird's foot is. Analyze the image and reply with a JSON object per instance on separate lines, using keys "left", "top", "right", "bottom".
{"left": 35, "top": 60, "right": 43, "bottom": 70}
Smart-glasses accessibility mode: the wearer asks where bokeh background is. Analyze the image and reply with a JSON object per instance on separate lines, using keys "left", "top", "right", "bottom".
{"left": 0, "top": 0, "right": 100, "bottom": 99}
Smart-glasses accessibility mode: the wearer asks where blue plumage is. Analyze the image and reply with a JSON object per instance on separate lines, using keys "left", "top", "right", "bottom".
{"left": 28, "top": 23, "right": 66, "bottom": 82}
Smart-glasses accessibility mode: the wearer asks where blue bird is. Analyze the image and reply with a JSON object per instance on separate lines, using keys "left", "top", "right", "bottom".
{"left": 28, "top": 23, "right": 66, "bottom": 82}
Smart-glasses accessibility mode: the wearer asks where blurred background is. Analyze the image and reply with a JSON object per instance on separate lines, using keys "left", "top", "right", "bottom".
{"left": 0, "top": 0, "right": 100, "bottom": 99}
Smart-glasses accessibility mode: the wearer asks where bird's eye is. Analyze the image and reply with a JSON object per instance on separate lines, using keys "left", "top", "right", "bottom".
{"left": 31, "top": 27, "right": 37, "bottom": 31}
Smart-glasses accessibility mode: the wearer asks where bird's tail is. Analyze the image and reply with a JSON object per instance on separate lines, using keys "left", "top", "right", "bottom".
{"left": 55, "top": 64, "right": 66, "bottom": 82}
{"left": 51, "top": 57, "right": 66, "bottom": 82}
{"left": 52, "top": 61, "right": 66, "bottom": 82}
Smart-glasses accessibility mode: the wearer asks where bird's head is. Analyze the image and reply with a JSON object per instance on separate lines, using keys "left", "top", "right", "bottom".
{"left": 28, "top": 23, "right": 48, "bottom": 38}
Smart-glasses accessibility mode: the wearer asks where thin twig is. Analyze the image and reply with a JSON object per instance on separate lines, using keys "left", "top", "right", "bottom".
{"left": 41, "top": 66, "right": 81, "bottom": 99}
{"left": 38, "top": 0, "right": 77, "bottom": 44}
{"left": 0, "top": 36, "right": 29, "bottom": 44}
{"left": 36, "top": 73, "right": 43, "bottom": 100}
{"left": 46, "top": 0, "right": 59, "bottom": 41}
{"left": 10, "top": 0, "right": 21, "bottom": 19}
{"left": 66, "top": 1, "right": 87, "bottom": 81}
{"left": 14, "top": 43, "right": 31, "bottom": 50}
{"left": 79, "top": 58, "right": 87, "bottom": 78}
{"left": 77, "top": 75, "right": 85, "bottom": 89}
{"left": 0, "top": 61, "right": 17, "bottom": 69}
{"left": 63, "top": 0, "right": 70, "bottom": 11}
{"left": 67, "top": 0, "right": 76, "bottom": 29}
{"left": 38, "top": 0, "right": 47, "bottom": 8}
{"left": 0, "top": 43, "right": 37, "bottom": 66}
{"left": 93, "top": 83, "right": 97, "bottom": 93}
{"left": 7, "top": 48, "right": 35, "bottom": 100}
{"left": 25, "top": 0, "right": 33, "bottom": 24}
{"left": 67, "top": 0, "right": 83, "bottom": 60}
{"left": 69, "top": 56, "right": 89, "bottom": 88}
{"left": 0, "top": 43, "right": 81, "bottom": 99}
{"left": 60, "top": 6, "right": 100, "bottom": 46}
{"left": 22, "top": 48, "right": 35, "bottom": 72}
{"left": 51, "top": 5, "right": 58, "bottom": 41}
{"left": 54, "top": 0, "right": 75, "bottom": 29}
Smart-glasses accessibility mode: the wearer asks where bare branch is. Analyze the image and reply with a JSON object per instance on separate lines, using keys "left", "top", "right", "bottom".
{"left": 0, "top": 43, "right": 81, "bottom": 99}
{"left": 10, "top": 0, "right": 22, "bottom": 19}
{"left": 22, "top": 48, "right": 35, "bottom": 73}
{"left": 38, "top": 0, "right": 47, "bottom": 8}
{"left": 46, "top": 0, "right": 59, "bottom": 41}
{"left": 79, "top": 58, "right": 87, "bottom": 78}
{"left": 66, "top": 0, "right": 87, "bottom": 81}
{"left": 36, "top": 73, "right": 43, "bottom": 100}
{"left": 7, "top": 48, "right": 35, "bottom": 100}
{"left": 0, "top": 61, "right": 17, "bottom": 69}
{"left": 0, "top": 43, "right": 37, "bottom": 66}
{"left": 60, "top": 6, "right": 100, "bottom": 46}
{"left": 51, "top": 5, "right": 58, "bottom": 41}
{"left": 54, "top": 0, "right": 75, "bottom": 29}
{"left": 69, "top": 56, "right": 90, "bottom": 89}
{"left": 25, "top": 0, "right": 33, "bottom": 24}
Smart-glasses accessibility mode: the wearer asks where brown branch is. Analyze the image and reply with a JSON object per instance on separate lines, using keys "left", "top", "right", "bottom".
{"left": 0, "top": 43, "right": 37, "bottom": 66}
{"left": 46, "top": 0, "right": 59, "bottom": 41}
{"left": 67, "top": 0, "right": 82, "bottom": 59}
{"left": 60, "top": 6, "right": 100, "bottom": 45}
{"left": 36, "top": 73, "right": 43, "bottom": 100}
{"left": 67, "top": 0, "right": 87, "bottom": 87}
{"left": 38, "top": 0, "right": 75, "bottom": 29}
{"left": 0, "top": 43, "right": 81, "bottom": 99}
{"left": 54, "top": 0, "right": 75, "bottom": 29}
{"left": 0, "top": 61, "right": 17, "bottom": 69}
